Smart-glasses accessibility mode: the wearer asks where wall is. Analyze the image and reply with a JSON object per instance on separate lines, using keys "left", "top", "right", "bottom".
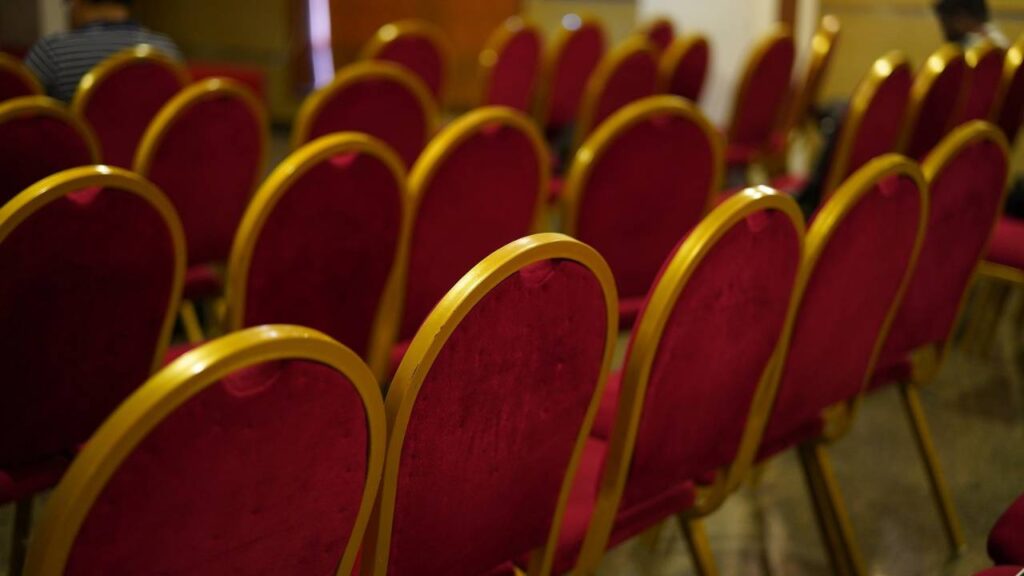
{"left": 524, "top": 0, "right": 637, "bottom": 45}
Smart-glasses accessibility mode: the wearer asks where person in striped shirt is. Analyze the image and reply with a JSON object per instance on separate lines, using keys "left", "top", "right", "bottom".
{"left": 24, "top": 0, "right": 182, "bottom": 102}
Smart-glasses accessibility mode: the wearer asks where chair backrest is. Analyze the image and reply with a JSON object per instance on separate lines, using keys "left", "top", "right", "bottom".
{"left": 658, "top": 34, "right": 710, "bottom": 104}
{"left": 363, "top": 233, "right": 617, "bottom": 576}
{"left": 760, "top": 155, "right": 927, "bottom": 456}
{"left": 881, "top": 122, "right": 1009, "bottom": 364}
{"left": 399, "top": 107, "right": 547, "bottom": 341}
{"left": 783, "top": 15, "right": 841, "bottom": 134}
{"left": 0, "top": 96, "right": 99, "bottom": 205}
{"left": 361, "top": 19, "right": 452, "bottom": 104}
{"left": 0, "top": 166, "right": 183, "bottom": 472}
{"left": 292, "top": 61, "right": 439, "bottom": 169}
{"left": 225, "top": 133, "right": 409, "bottom": 382}
{"left": 24, "top": 325, "right": 386, "bottom": 576}
{"left": 996, "top": 34, "right": 1024, "bottom": 144}
{"left": 957, "top": 39, "right": 1006, "bottom": 125}
{"left": 640, "top": 17, "right": 675, "bottom": 56}
{"left": 0, "top": 52, "right": 42, "bottom": 102}
{"left": 575, "top": 189, "right": 804, "bottom": 572}
{"left": 564, "top": 95, "right": 722, "bottom": 303}
{"left": 574, "top": 37, "right": 659, "bottom": 149}
{"left": 727, "top": 27, "right": 796, "bottom": 160}
{"left": 478, "top": 17, "right": 544, "bottom": 112}
{"left": 902, "top": 43, "right": 968, "bottom": 160}
{"left": 537, "top": 15, "right": 608, "bottom": 133}
{"left": 822, "top": 51, "right": 913, "bottom": 197}
{"left": 71, "top": 45, "right": 188, "bottom": 169}
{"left": 135, "top": 78, "right": 266, "bottom": 267}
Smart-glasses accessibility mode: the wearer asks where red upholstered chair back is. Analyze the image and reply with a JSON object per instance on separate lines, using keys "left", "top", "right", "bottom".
{"left": 0, "top": 166, "right": 183, "bottom": 471}
{"left": 399, "top": 107, "right": 547, "bottom": 341}
{"left": 362, "top": 19, "right": 451, "bottom": 104}
{"left": 727, "top": 28, "right": 796, "bottom": 160}
{"left": 658, "top": 34, "right": 710, "bottom": 104}
{"left": 641, "top": 17, "right": 675, "bottom": 56}
{"left": 538, "top": 16, "right": 608, "bottom": 132}
{"left": 292, "top": 61, "right": 439, "bottom": 169}
{"left": 783, "top": 15, "right": 840, "bottom": 135}
{"left": 957, "top": 40, "right": 1006, "bottom": 125}
{"left": 0, "top": 96, "right": 98, "bottom": 206}
{"left": 997, "top": 35, "right": 1024, "bottom": 144}
{"left": 881, "top": 122, "right": 1009, "bottom": 364}
{"left": 225, "top": 133, "right": 408, "bottom": 381}
{"left": 0, "top": 53, "right": 42, "bottom": 102}
{"left": 479, "top": 17, "right": 544, "bottom": 112}
{"left": 564, "top": 95, "right": 722, "bottom": 307}
{"left": 135, "top": 78, "right": 266, "bottom": 267}
{"left": 71, "top": 45, "right": 188, "bottom": 169}
{"left": 574, "top": 37, "right": 659, "bottom": 148}
{"left": 760, "top": 156, "right": 927, "bottom": 457}
{"left": 24, "top": 325, "right": 386, "bottom": 576}
{"left": 363, "top": 234, "right": 616, "bottom": 576}
{"left": 903, "top": 44, "right": 968, "bottom": 161}
{"left": 822, "top": 52, "right": 913, "bottom": 197}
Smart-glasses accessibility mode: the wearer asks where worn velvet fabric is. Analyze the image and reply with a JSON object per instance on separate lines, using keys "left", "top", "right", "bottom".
{"left": 0, "top": 186, "right": 175, "bottom": 479}
{"left": 65, "top": 360, "right": 370, "bottom": 575}
{"left": 373, "top": 36, "right": 445, "bottom": 102}
{"left": 958, "top": 49, "right": 1006, "bottom": 124}
{"left": 990, "top": 491, "right": 1024, "bottom": 565}
{"left": 999, "top": 61, "right": 1024, "bottom": 144}
{"left": 666, "top": 39, "right": 709, "bottom": 104}
{"left": 905, "top": 56, "right": 968, "bottom": 160}
{"left": 546, "top": 24, "right": 606, "bottom": 130}
{"left": 586, "top": 50, "right": 658, "bottom": 137}
{"left": 399, "top": 123, "right": 541, "bottom": 340}
{"left": 760, "top": 174, "right": 923, "bottom": 458}
{"left": 727, "top": 37, "right": 795, "bottom": 164}
{"left": 483, "top": 29, "right": 542, "bottom": 112}
{"left": 385, "top": 260, "right": 608, "bottom": 576}
{"left": 837, "top": 65, "right": 913, "bottom": 189}
{"left": 0, "top": 111, "right": 94, "bottom": 205}
{"left": 988, "top": 216, "right": 1024, "bottom": 270}
{"left": 80, "top": 60, "right": 184, "bottom": 168}
{"left": 243, "top": 151, "right": 402, "bottom": 358}
{"left": 0, "top": 69, "right": 37, "bottom": 102}
{"left": 144, "top": 92, "right": 262, "bottom": 266}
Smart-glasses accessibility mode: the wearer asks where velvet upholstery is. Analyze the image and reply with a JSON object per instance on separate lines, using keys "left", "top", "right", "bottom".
{"left": 242, "top": 150, "right": 403, "bottom": 359}
{"left": 0, "top": 66, "right": 38, "bottom": 102}
{"left": 760, "top": 173, "right": 924, "bottom": 458}
{"left": 78, "top": 59, "right": 184, "bottom": 168}
{"left": 384, "top": 259, "right": 608, "bottom": 576}
{"left": 0, "top": 105, "right": 94, "bottom": 205}
{"left": 65, "top": 360, "right": 370, "bottom": 575}
{"left": 999, "top": 57, "right": 1024, "bottom": 144}
{"left": 545, "top": 23, "right": 606, "bottom": 131}
{"left": 399, "top": 122, "right": 542, "bottom": 340}
{"left": 584, "top": 49, "right": 658, "bottom": 138}
{"left": 727, "top": 35, "right": 795, "bottom": 165}
{"left": 974, "top": 569, "right": 1024, "bottom": 576}
{"left": 959, "top": 48, "right": 1006, "bottom": 125}
{"left": 483, "top": 28, "right": 542, "bottom": 112}
{"left": 645, "top": 21, "right": 674, "bottom": 55}
{"left": 664, "top": 37, "right": 710, "bottom": 104}
{"left": 988, "top": 216, "right": 1024, "bottom": 270}
{"left": 990, "top": 491, "right": 1024, "bottom": 565}
{"left": 905, "top": 55, "right": 968, "bottom": 160}
{"left": 372, "top": 36, "right": 445, "bottom": 101}
{"left": 183, "top": 264, "right": 222, "bottom": 301}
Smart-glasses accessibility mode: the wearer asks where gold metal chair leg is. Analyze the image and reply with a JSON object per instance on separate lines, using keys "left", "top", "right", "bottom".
{"left": 179, "top": 300, "right": 204, "bottom": 344}
{"left": 679, "top": 516, "right": 718, "bottom": 576}
{"left": 798, "top": 443, "right": 866, "bottom": 576}
{"left": 899, "top": 383, "right": 967, "bottom": 553}
{"left": 10, "top": 498, "right": 33, "bottom": 576}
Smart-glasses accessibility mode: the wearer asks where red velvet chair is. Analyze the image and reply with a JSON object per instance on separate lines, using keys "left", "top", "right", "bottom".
{"left": 71, "top": 44, "right": 188, "bottom": 169}
{"left": 658, "top": 34, "right": 710, "bottom": 104}
{"left": 560, "top": 189, "right": 804, "bottom": 575}
{"left": 478, "top": 16, "right": 543, "bottom": 112}
{"left": 990, "top": 491, "right": 1024, "bottom": 566}
{"left": 361, "top": 19, "right": 452, "bottom": 105}
{"left": 536, "top": 15, "right": 607, "bottom": 138}
{"left": 396, "top": 107, "right": 548, "bottom": 349}
{"left": 135, "top": 78, "right": 266, "bottom": 341}
{"left": 870, "top": 122, "right": 1010, "bottom": 553}
{"left": 0, "top": 52, "right": 41, "bottom": 102}
{"left": 225, "top": 133, "right": 409, "bottom": 382}
{"left": 639, "top": 17, "right": 675, "bottom": 56}
{"left": 292, "top": 61, "right": 439, "bottom": 169}
{"left": 0, "top": 166, "right": 184, "bottom": 573}
{"left": 781, "top": 15, "right": 841, "bottom": 139}
{"left": 562, "top": 95, "right": 722, "bottom": 329}
{"left": 956, "top": 39, "right": 1006, "bottom": 125}
{"left": 23, "top": 325, "right": 386, "bottom": 576}
{"left": 976, "top": 569, "right": 1024, "bottom": 576}
{"left": 997, "top": 34, "right": 1024, "bottom": 144}
{"left": 902, "top": 44, "right": 968, "bottom": 160}
{"left": 757, "top": 155, "right": 928, "bottom": 575}
{"left": 573, "top": 37, "right": 659, "bottom": 150}
{"left": 362, "top": 233, "right": 617, "bottom": 576}
{"left": 0, "top": 96, "right": 99, "bottom": 206}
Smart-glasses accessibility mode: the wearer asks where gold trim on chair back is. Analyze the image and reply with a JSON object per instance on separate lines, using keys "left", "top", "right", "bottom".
{"left": 783, "top": 15, "right": 840, "bottom": 136}
{"left": 477, "top": 16, "right": 543, "bottom": 108}
{"left": 360, "top": 19, "right": 453, "bottom": 104}
{"left": 994, "top": 33, "right": 1024, "bottom": 135}
{"left": 23, "top": 324, "right": 387, "bottom": 576}
{"left": 656, "top": 33, "right": 710, "bottom": 98}
{"left": 638, "top": 16, "right": 674, "bottom": 55}
{"left": 0, "top": 52, "right": 43, "bottom": 98}
{"left": 961, "top": 39, "right": 1006, "bottom": 123}
{"left": 726, "top": 25, "right": 795, "bottom": 146}
{"left": 70, "top": 44, "right": 188, "bottom": 118}
{"left": 0, "top": 95, "right": 101, "bottom": 162}
{"left": 900, "top": 43, "right": 966, "bottom": 156}
{"left": 362, "top": 233, "right": 618, "bottom": 576}
{"left": 535, "top": 14, "right": 608, "bottom": 131}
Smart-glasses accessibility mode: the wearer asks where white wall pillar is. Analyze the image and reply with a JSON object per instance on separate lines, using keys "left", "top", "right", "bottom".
{"left": 38, "top": 0, "right": 67, "bottom": 36}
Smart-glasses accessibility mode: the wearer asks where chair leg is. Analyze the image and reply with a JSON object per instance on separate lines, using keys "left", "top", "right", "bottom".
{"left": 899, "top": 383, "right": 967, "bottom": 554}
{"left": 179, "top": 300, "right": 204, "bottom": 344}
{"left": 797, "top": 443, "right": 866, "bottom": 576}
{"left": 10, "top": 498, "right": 32, "bottom": 576}
{"left": 678, "top": 516, "right": 718, "bottom": 576}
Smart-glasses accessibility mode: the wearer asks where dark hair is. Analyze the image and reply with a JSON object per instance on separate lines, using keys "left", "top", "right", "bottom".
{"left": 81, "top": 0, "right": 133, "bottom": 5}
{"left": 934, "top": 0, "right": 990, "bottom": 20}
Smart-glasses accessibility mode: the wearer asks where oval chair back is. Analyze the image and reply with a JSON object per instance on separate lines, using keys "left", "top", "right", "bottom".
{"left": 573, "top": 36, "right": 659, "bottom": 150}
{"left": 996, "top": 34, "right": 1024, "bottom": 144}
{"left": 759, "top": 155, "right": 927, "bottom": 460}
{"left": 0, "top": 53, "right": 42, "bottom": 102}
{"left": 537, "top": 15, "right": 608, "bottom": 135}
{"left": 783, "top": 15, "right": 841, "bottom": 135}
{"left": 135, "top": 78, "right": 266, "bottom": 268}
{"left": 225, "top": 133, "right": 409, "bottom": 382}
{"left": 71, "top": 45, "right": 188, "bottom": 168}
{"left": 658, "top": 34, "right": 710, "bottom": 104}
{"left": 563, "top": 95, "right": 723, "bottom": 327}
{"left": 957, "top": 39, "right": 1006, "bottom": 125}
{"left": 398, "top": 107, "right": 548, "bottom": 342}
{"left": 478, "top": 17, "right": 544, "bottom": 112}
{"left": 0, "top": 166, "right": 183, "bottom": 493}
{"left": 902, "top": 44, "right": 968, "bottom": 160}
{"left": 0, "top": 96, "right": 98, "bottom": 205}
{"left": 362, "top": 233, "right": 617, "bottom": 576}
{"left": 640, "top": 17, "right": 675, "bottom": 56}
{"left": 24, "top": 325, "right": 386, "bottom": 576}
{"left": 293, "top": 61, "right": 439, "bottom": 169}
{"left": 361, "top": 19, "right": 452, "bottom": 104}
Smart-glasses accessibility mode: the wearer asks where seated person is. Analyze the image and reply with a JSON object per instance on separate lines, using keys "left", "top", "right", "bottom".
{"left": 934, "top": 0, "right": 1008, "bottom": 48}
{"left": 25, "top": 0, "right": 182, "bottom": 102}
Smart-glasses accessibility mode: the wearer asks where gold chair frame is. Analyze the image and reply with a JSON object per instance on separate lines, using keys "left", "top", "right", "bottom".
{"left": 782, "top": 15, "right": 841, "bottom": 139}
{"left": 725, "top": 25, "right": 794, "bottom": 157}
{"left": 899, "top": 43, "right": 966, "bottom": 155}
{"left": 0, "top": 95, "right": 101, "bottom": 162}
{"left": 637, "top": 16, "right": 674, "bottom": 54}
{"left": 477, "top": 16, "right": 543, "bottom": 108}
{"left": 360, "top": 19, "right": 454, "bottom": 104}
{"left": 70, "top": 44, "right": 188, "bottom": 119}
{"left": 963, "top": 39, "right": 1006, "bottom": 123}
{"left": 656, "top": 33, "right": 710, "bottom": 99}
{"left": 0, "top": 52, "right": 43, "bottom": 98}
{"left": 993, "top": 34, "right": 1024, "bottom": 129}
{"left": 534, "top": 14, "right": 608, "bottom": 131}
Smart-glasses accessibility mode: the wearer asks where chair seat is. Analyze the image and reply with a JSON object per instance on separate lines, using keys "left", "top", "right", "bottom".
{"left": 724, "top": 132, "right": 786, "bottom": 168}
{"left": 548, "top": 176, "right": 565, "bottom": 205}
{"left": 769, "top": 173, "right": 807, "bottom": 196}
{"left": 619, "top": 297, "right": 646, "bottom": 332}
{"left": 990, "top": 492, "right": 1024, "bottom": 565}
{"left": 183, "top": 264, "right": 223, "bottom": 301}
{"left": 987, "top": 217, "right": 1024, "bottom": 271}
{"left": 0, "top": 456, "right": 71, "bottom": 505}
{"left": 867, "top": 354, "right": 913, "bottom": 392}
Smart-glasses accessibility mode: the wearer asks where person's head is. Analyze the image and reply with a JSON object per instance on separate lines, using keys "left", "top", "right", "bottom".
{"left": 67, "top": 0, "right": 132, "bottom": 29}
{"left": 934, "top": 0, "right": 990, "bottom": 43}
